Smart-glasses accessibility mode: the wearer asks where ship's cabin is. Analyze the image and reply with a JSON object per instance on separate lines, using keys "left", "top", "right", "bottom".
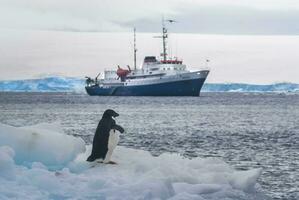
{"left": 100, "top": 56, "right": 188, "bottom": 82}
{"left": 141, "top": 56, "right": 187, "bottom": 75}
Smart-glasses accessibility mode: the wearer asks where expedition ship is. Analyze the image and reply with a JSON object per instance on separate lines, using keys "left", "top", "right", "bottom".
{"left": 85, "top": 20, "right": 209, "bottom": 96}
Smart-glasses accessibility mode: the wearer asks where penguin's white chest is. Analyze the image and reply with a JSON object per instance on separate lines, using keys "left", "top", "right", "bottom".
{"left": 103, "top": 129, "right": 120, "bottom": 163}
{"left": 108, "top": 129, "right": 120, "bottom": 150}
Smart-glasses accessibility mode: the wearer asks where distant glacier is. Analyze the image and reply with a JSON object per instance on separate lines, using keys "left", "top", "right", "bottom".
{"left": 0, "top": 77, "right": 85, "bottom": 92}
{"left": 0, "top": 76, "right": 298, "bottom": 93}
{"left": 202, "top": 82, "right": 299, "bottom": 92}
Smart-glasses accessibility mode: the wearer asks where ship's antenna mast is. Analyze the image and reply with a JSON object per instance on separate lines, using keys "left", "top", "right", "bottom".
{"left": 158, "top": 17, "right": 176, "bottom": 61}
{"left": 162, "top": 17, "right": 168, "bottom": 61}
{"left": 133, "top": 27, "right": 137, "bottom": 70}
{"left": 154, "top": 17, "right": 176, "bottom": 61}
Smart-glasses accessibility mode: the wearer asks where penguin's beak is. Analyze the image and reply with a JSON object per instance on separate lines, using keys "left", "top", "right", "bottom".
{"left": 113, "top": 112, "right": 119, "bottom": 118}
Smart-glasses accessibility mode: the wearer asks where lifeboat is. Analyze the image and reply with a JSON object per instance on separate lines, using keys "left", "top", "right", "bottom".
{"left": 116, "top": 65, "right": 131, "bottom": 81}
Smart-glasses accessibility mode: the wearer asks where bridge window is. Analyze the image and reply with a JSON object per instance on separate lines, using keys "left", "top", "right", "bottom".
{"left": 144, "top": 56, "right": 157, "bottom": 63}
{"left": 150, "top": 68, "right": 159, "bottom": 71}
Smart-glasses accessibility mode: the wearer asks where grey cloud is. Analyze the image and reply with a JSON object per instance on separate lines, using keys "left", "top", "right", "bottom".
{"left": 124, "top": 6, "right": 299, "bottom": 35}
{"left": 1, "top": 0, "right": 299, "bottom": 34}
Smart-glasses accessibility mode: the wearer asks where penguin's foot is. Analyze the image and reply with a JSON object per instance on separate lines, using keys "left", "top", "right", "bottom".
{"left": 106, "top": 161, "right": 117, "bottom": 165}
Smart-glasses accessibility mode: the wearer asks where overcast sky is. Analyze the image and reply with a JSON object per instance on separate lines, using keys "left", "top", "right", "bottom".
{"left": 1, "top": 0, "right": 299, "bottom": 34}
{"left": 0, "top": 0, "right": 299, "bottom": 83}
{"left": 1, "top": 30, "right": 299, "bottom": 84}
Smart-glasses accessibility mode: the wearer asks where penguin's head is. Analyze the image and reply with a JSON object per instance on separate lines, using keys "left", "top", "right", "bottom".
{"left": 102, "top": 109, "right": 119, "bottom": 119}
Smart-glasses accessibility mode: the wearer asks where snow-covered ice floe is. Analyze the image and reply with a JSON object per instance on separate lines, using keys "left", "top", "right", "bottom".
{"left": 0, "top": 123, "right": 269, "bottom": 200}
{"left": 0, "top": 123, "right": 85, "bottom": 169}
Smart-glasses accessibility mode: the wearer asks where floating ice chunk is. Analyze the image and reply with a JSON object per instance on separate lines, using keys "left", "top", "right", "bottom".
{"left": 173, "top": 183, "right": 225, "bottom": 195}
{"left": 67, "top": 146, "right": 265, "bottom": 199}
{"left": 0, "top": 123, "right": 267, "bottom": 200}
{"left": 169, "top": 192, "right": 206, "bottom": 200}
{"left": 0, "top": 145, "right": 267, "bottom": 200}
{"left": 0, "top": 146, "right": 16, "bottom": 180}
{"left": 230, "top": 168, "right": 262, "bottom": 192}
{"left": 0, "top": 123, "right": 85, "bottom": 169}
{"left": 24, "top": 122, "right": 65, "bottom": 134}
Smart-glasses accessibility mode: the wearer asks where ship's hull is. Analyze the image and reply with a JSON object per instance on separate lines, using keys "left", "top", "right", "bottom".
{"left": 85, "top": 76, "right": 207, "bottom": 96}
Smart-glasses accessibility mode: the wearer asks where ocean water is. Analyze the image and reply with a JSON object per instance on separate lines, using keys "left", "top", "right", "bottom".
{"left": 0, "top": 92, "right": 298, "bottom": 200}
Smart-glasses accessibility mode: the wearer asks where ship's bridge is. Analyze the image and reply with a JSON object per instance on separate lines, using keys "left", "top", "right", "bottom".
{"left": 142, "top": 56, "right": 187, "bottom": 75}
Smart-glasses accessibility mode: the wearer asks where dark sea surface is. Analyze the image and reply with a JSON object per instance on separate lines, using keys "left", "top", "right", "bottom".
{"left": 0, "top": 92, "right": 298, "bottom": 200}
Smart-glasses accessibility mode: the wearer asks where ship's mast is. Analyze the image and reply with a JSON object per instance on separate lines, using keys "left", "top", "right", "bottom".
{"left": 133, "top": 27, "right": 137, "bottom": 70}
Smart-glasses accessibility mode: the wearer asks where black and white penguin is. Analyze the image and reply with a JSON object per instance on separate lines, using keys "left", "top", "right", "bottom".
{"left": 87, "top": 109, "right": 124, "bottom": 163}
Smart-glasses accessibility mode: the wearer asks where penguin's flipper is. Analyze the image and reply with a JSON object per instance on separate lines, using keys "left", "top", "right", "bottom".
{"left": 112, "top": 124, "right": 124, "bottom": 133}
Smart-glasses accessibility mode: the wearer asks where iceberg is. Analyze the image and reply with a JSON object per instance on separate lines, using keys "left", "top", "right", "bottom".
{"left": 0, "top": 76, "right": 85, "bottom": 92}
{"left": 202, "top": 82, "right": 299, "bottom": 92}
{"left": 0, "top": 123, "right": 268, "bottom": 200}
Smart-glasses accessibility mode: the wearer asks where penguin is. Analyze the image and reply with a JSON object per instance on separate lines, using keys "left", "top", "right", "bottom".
{"left": 87, "top": 109, "right": 124, "bottom": 163}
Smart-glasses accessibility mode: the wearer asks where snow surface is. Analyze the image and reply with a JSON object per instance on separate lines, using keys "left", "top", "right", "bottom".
{"left": 0, "top": 123, "right": 267, "bottom": 200}
{"left": 0, "top": 76, "right": 298, "bottom": 93}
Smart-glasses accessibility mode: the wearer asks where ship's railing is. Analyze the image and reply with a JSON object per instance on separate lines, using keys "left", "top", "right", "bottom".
{"left": 160, "top": 60, "right": 183, "bottom": 64}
